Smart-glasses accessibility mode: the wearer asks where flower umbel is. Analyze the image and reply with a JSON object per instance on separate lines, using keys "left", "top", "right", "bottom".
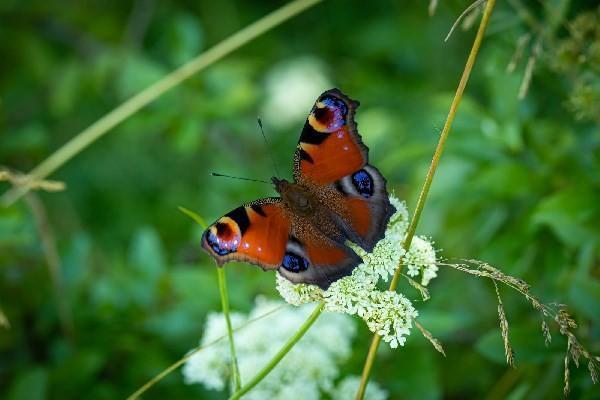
{"left": 183, "top": 298, "right": 388, "bottom": 399}
{"left": 276, "top": 195, "right": 438, "bottom": 348}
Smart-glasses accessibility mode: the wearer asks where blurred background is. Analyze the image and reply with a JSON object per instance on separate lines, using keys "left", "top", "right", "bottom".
{"left": 1, "top": 0, "right": 599, "bottom": 398}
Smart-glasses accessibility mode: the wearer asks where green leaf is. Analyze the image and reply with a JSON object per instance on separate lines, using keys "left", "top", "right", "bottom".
{"left": 532, "top": 186, "right": 600, "bottom": 247}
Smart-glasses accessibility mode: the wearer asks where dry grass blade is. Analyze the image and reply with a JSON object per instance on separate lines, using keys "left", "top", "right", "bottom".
{"left": 461, "top": 3, "right": 483, "bottom": 30}
{"left": 415, "top": 320, "right": 446, "bottom": 356}
{"left": 564, "top": 353, "right": 571, "bottom": 397}
{"left": 0, "top": 0, "right": 323, "bottom": 207}
{"left": 589, "top": 359, "right": 599, "bottom": 384}
{"left": 541, "top": 319, "right": 552, "bottom": 346}
{"left": 439, "top": 259, "right": 600, "bottom": 394}
{"left": 568, "top": 335, "right": 582, "bottom": 368}
{"left": 25, "top": 193, "right": 75, "bottom": 340}
{"left": 402, "top": 274, "right": 430, "bottom": 301}
{"left": 445, "top": 0, "right": 486, "bottom": 42}
{"left": 0, "top": 168, "right": 66, "bottom": 193}
{"left": 493, "top": 281, "right": 514, "bottom": 367}
{"left": 518, "top": 36, "right": 542, "bottom": 99}
{"left": 506, "top": 33, "right": 531, "bottom": 73}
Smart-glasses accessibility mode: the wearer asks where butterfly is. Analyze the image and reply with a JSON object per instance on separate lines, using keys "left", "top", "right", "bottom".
{"left": 201, "top": 89, "right": 395, "bottom": 289}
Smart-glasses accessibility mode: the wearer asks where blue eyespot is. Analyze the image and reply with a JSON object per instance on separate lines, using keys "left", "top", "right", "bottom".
{"left": 314, "top": 96, "right": 347, "bottom": 131}
{"left": 321, "top": 96, "right": 347, "bottom": 117}
{"left": 206, "top": 229, "right": 237, "bottom": 256}
{"left": 282, "top": 253, "right": 309, "bottom": 273}
{"left": 352, "top": 170, "right": 374, "bottom": 198}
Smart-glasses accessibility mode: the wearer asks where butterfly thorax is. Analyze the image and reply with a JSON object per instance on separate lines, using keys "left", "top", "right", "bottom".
{"left": 272, "top": 177, "right": 317, "bottom": 217}
{"left": 272, "top": 177, "right": 345, "bottom": 246}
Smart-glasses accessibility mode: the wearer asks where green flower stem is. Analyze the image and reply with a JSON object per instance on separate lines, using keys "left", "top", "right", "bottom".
{"left": 126, "top": 305, "right": 286, "bottom": 400}
{"left": 0, "top": 0, "right": 323, "bottom": 207}
{"left": 355, "top": 1, "right": 497, "bottom": 399}
{"left": 178, "top": 206, "right": 241, "bottom": 392}
{"left": 228, "top": 301, "right": 325, "bottom": 400}
{"left": 218, "top": 267, "right": 242, "bottom": 393}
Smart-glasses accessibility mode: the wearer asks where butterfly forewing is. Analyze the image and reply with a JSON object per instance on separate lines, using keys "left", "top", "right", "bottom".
{"left": 293, "top": 89, "right": 368, "bottom": 184}
{"left": 202, "top": 198, "right": 290, "bottom": 269}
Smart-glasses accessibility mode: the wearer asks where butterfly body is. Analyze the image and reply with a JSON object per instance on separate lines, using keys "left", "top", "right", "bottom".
{"left": 273, "top": 178, "right": 318, "bottom": 218}
{"left": 202, "top": 89, "right": 395, "bottom": 289}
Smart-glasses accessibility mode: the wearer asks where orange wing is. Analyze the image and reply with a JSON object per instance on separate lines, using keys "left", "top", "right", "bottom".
{"left": 293, "top": 89, "right": 368, "bottom": 184}
{"left": 201, "top": 198, "right": 290, "bottom": 270}
{"left": 202, "top": 197, "right": 360, "bottom": 289}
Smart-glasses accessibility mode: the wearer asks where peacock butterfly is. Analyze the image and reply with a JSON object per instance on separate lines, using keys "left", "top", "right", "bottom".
{"left": 201, "top": 89, "right": 395, "bottom": 289}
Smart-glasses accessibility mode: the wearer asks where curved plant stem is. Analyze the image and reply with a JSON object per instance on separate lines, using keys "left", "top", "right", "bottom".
{"left": 178, "top": 206, "right": 241, "bottom": 391}
{"left": 218, "top": 267, "right": 242, "bottom": 392}
{"left": 228, "top": 301, "right": 325, "bottom": 400}
{"left": 25, "top": 193, "right": 75, "bottom": 340}
{"left": 355, "top": 1, "right": 497, "bottom": 399}
{"left": 0, "top": 0, "right": 323, "bottom": 207}
{"left": 126, "top": 304, "right": 286, "bottom": 400}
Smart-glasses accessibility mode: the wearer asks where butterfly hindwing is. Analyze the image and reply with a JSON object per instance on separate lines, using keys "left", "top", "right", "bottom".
{"left": 278, "top": 231, "right": 361, "bottom": 290}
{"left": 332, "top": 164, "right": 396, "bottom": 252}
{"left": 293, "top": 89, "right": 368, "bottom": 184}
{"left": 202, "top": 198, "right": 290, "bottom": 270}
{"left": 202, "top": 197, "right": 360, "bottom": 289}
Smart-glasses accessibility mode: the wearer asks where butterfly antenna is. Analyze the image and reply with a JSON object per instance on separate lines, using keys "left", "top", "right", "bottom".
{"left": 257, "top": 117, "right": 281, "bottom": 178}
{"left": 210, "top": 172, "right": 271, "bottom": 185}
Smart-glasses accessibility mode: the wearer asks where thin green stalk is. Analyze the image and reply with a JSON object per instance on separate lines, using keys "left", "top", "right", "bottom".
{"left": 355, "top": 1, "right": 497, "bottom": 399}
{"left": 126, "top": 304, "right": 286, "bottom": 400}
{"left": 228, "top": 302, "right": 325, "bottom": 400}
{"left": 25, "top": 193, "right": 75, "bottom": 340}
{"left": 178, "top": 206, "right": 241, "bottom": 391}
{"left": 218, "top": 267, "right": 242, "bottom": 392}
{"left": 0, "top": 0, "right": 323, "bottom": 207}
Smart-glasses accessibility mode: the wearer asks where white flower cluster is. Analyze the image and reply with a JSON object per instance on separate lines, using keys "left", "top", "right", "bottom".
{"left": 183, "top": 298, "right": 388, "bottom": 399}
{"left": 276, "top": 195, "right": 438, "bottom": 348}
{"left": 404, "top": 235, "right": 438, "bottom": 286}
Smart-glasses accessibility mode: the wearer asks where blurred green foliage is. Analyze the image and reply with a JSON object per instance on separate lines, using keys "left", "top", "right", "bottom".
{"left": 1, "top": 0, "right": 599, "bottom": 399}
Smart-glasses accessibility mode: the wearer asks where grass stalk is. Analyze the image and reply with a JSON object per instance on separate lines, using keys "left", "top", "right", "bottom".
{"left": 228, "top": 301, "right": 325, "bottom": 400}
{"left": 178, "top": 206, "right": 241, "bottom": 391}
{"left": 0, "top": 0, "right": 323, "bottom": 207}
{"left": 126, "top": 304, "right": 285, "bottom": 400}
{"left": 355, "top": 1, "right": 497, "bottom": 398}
{"left": 25, "top": 193, "right": 75, "bottom": 340}
{"left": 217, "top": 267, "right": 242, "bottom": 392}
